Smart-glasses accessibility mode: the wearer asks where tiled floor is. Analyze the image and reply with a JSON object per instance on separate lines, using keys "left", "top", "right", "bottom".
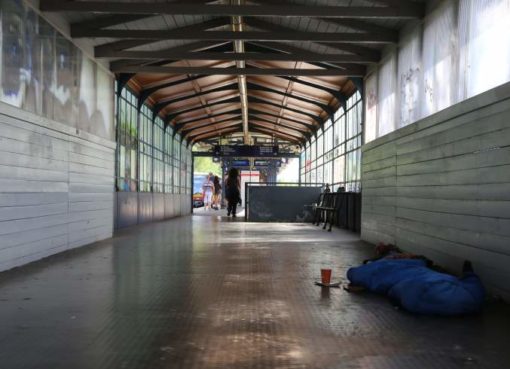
{"left": 0, "top": 215, "right": 509, "bottom": 369}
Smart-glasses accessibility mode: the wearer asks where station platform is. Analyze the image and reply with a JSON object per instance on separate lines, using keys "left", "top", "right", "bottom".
{"left": 0, "top": 215, "right": 509, "bottom": 369}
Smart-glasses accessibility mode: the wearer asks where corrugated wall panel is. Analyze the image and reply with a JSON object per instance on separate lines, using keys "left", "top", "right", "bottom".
{"left": 0, "top": 103, "right": 115, "bottom": 271}
{"left": 361, "top": 81, "right": 510, "bottom": 299}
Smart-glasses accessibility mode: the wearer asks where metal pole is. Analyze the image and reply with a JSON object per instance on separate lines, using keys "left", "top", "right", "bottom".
{"left": 190, "top": 151, "right": 195, "bottom": 214}
{"left": 244, "top": 181, "right": 248, "bottom": 221}
{"left": 230, "top": 0, "right": 250, "bottom": 145}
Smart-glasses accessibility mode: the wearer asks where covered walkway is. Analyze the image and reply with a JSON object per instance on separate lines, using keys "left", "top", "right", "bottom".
{"left": 0, "top": 215, "right": 509, "bottom": 369}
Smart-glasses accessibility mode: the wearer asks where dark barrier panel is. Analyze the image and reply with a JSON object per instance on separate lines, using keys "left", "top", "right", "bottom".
{"left": 246, "top": 185, "right": 322, "bottom": 222}
{"left": 115, "top": 193, "right": 191, "bottom": 229}
{"left": 165, "top": 195, "right": 175, "bottom": 218}
{"left": 117, "top": 192, "right": 138, "bottom": 229}
{"left": 138, "top": 193, "right": 154, "bottom": 224}
{"left": 334, "top": 192, "right": 362, "bottom": 233}
{"left": 153, "top": 193, "right": 165, "bottom": 221}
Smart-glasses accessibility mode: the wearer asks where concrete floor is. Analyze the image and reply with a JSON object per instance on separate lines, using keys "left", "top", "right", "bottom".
{"left": 0, "top": 215, "right": 509, "bottom": 369}
{"left": 193, "top": 205, "right": 245, "bottom": 218}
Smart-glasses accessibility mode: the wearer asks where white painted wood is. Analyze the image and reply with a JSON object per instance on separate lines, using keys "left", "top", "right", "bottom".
{"left": 0, "top": 225, "right": 68, "bottom": 251}
{"left": 361, "top": 81, "right": 510, "bottom": 299}
{"left": 362, "top": 156, "right": 397, "bottom": 173}
{"left": 396, "top": 183, "right": 510, "bottom": 201}
{"left": 0, "top": 193, "right": 68, "bottom": 206}
{"left": 0, "top": 104, "right": 115, "bottom": 272}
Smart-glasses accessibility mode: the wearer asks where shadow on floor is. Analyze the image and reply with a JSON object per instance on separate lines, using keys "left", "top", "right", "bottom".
{"left": 0, "top": 216, "right": 509, "bottom": 369}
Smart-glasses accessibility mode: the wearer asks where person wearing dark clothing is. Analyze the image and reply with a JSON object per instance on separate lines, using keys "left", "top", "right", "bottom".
{"left": 225, "top": 168, "right": 240, "bottom": 217}
{"left": 213, "top": 175, "right": 222, "bottom": 210}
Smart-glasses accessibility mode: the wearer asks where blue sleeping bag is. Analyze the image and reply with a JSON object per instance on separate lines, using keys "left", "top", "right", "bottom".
{"left": 347, "top": 259, "right": 485, "bottom": 315}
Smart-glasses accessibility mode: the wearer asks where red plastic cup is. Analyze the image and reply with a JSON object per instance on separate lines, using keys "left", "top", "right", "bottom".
{"left": 321, "top": 269, "right": 332, "bottom": 285}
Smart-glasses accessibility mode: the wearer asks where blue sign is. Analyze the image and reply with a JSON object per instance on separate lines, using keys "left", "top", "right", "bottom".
{"left": 254, "top": 160, "right": 282, "bottom": 167}
{"left": 214, "top": 145, "right": 278, "bottom": 157}
{"left": 231, "top": 159, "right": 250, "bottom": 167}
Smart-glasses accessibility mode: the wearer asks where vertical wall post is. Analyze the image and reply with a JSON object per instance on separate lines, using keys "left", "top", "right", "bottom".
{"left": 136, "top": 101, "right": 141, "bottom": 192}
{"left": 163, "top": 125, "right": 167, "bottom": 195}
{"left": 115, "top": 82, "right": 121, "bottom": 193}
{"left": 151, "top": 113, "right": 155, "bottom": 193}
{"left": 298, "top": 154, "right": 302, "bottom": 186}
{"left": 191, "top": 151, "right": 195, "bottom": 214}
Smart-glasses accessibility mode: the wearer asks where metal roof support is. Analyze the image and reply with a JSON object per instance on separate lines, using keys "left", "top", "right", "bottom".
{"left": 93, "top": 18, "right": 229, "bottom": 57}
{"left": 248, "top": 109, "right": 315, "bottom": 130}
{"left": 75, "top": 29, "right": 396, "bottom": 43}
{"left": 174, "top": 109, "right": 243, "bottom": 131}
{"left": 248, "top": 116, "right": 312, "bottom": 140}
{"left": 351, "top": 77, "right": 365, "bottom": 99}
{"left": 112, "top": 65, "right": 364, "bottom": 76}
{"left": 167, "top": 96, "right": 241, "bottom": 126}
{"left": 116, "top": 73, "right": 135, "bottom": 96}
{"left": 102, "top": 50, "right": 378, "bottom": 63}
{"left": 247, "top": 96, "right": 324, "bottom": 126}
{"left": 139, "top": 75, "right": 206, "bottom": 115}
{"left": 191, "top": 127, "right": 241, "bottom": 144}
{"left": 153, "top": 81, "right": 334, "bottom": 121}
{"left": 248, "top": 122, "right": 304, "bottom": 140}
{"left": 181, "top": 115, "right": 243, "bottom": 136}
{"left": 153, "top": 82, "right": 238, "bottom": 117}
{"left": 248, "top": 127, "right": 304, "bottom": 145}
{"left": 40, "top": 2, "right": 425, "bottom": 19}
{"left": 107, "top": 42, "right": 233, "bottom": 68}
{"left": 247, "top": 82, "right": 335, "bottom": 116}
{"left": 230, "top": 0, "right": 250, "bottom": 145}
{"left": 275, "top": 76, "right": 347, "bottom": 110}
{"left": 187, "top": 122, "right": 242, "bottom": 139}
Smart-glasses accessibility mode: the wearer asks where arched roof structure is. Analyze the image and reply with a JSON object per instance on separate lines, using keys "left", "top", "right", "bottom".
{"left": 41, "top": 0, "right": 426, "bottom": 146}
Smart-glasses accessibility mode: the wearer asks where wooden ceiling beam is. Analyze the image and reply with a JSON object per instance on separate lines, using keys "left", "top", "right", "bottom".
{"left": 167, "top": 96, "right": 241, "bottom": 123}
{"left": 248, "top": 126, "right": 303, "bottom": 144}
{"left": 74, "top": 29, "right": 395, "bottom": 44}
{"left": 40, "top": 2, "right": 424, "bottom": 19}
{"left": 248, "top": 116, "right": 311, "bottom": 137}
{"left": 249, "top": 121, "right": 305, "bottom": 139}
{"left": 244, "top": 19, "right": 383, "bottom": 61}
{"left": 98, "top": 50, "right": 375, "bottom": 63}
{"left": 185, "top": 120, "right": 242, "bottom": 138}
{"left": 111, "top": 65, "right": 366, "bottom": 77}
{"left": 247, "top": 95, "right": 323, "bottom": 125}
{"left": 173, "top": 108, "right": 243, "bottom": 131}
{"left": 93, "top": 18, "right": 229, "bottom": 55}
{"left": 181, "top": 115, "right": 244, "bottom": 135}
{"left": 248, "top": 108, "right": 316, "bottom": 130}
{"left": 191, "top": 127, "right": 241, "bottom": 143}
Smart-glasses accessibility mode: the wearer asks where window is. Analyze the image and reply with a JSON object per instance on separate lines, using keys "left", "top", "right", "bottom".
{"left": 164, "top": 128, "right": 173, "bottom": 193}
{"left": 301, "top": 91, "right": 363, "bottom": 191}
{"left": 180, "top": 141, "right": 187, "bottom": 193}
{"left": 117, "top": 88, "right": 138, "bottom": 192}
{"left": 153, "top": 117, "right": 165, "bottom": 192}
{"left": 139, "top": 105, "right": 153, "bottom": 192}
{"left": 115, "top": 85, "right": 191, "bottom": 195}
{"left": 173, "top": 135, "right": 181, "bottom": 193}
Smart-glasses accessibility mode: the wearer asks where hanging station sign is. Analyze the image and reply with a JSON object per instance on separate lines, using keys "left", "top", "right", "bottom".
{"left": 213, "top": 145, "right": 279, "bottom": 157}
{"left": 230, "top": 159, "right": 250, "bottom": 167}
{"left": 253, "top": 159, "right": 282, "bottom": 167}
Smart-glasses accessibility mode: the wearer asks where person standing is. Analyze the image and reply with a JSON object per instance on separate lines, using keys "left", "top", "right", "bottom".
{"left": 213, "top": 175, "right": 222, "bottom": 210}
{"left": 202, "top": 173, "right": 214, "bottom": 211}
{"left": 225, "top": 168, "right": 240, "bottom": 217}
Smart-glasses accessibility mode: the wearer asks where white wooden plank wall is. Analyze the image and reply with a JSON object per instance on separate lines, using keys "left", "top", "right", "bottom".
{"left": 0, "top": 103, "right": 115, "bottom": 271}
{"left": 361, "top": 82, "right": 510, "bottom": 299}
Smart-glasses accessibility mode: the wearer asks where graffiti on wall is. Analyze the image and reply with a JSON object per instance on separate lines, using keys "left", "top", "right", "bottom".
{"left": 0, "top": 0, "right": 113, "bottom": 140}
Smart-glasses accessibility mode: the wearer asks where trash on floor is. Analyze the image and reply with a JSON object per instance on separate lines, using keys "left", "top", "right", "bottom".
{"left": 315, "top": 281, "right": 341, "bottom": 288}
{"left": 345, "top": 244, "right": 486, "bottom": 316}
{"left": 315, "top": 268, "right": 341, "bottom": 287}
